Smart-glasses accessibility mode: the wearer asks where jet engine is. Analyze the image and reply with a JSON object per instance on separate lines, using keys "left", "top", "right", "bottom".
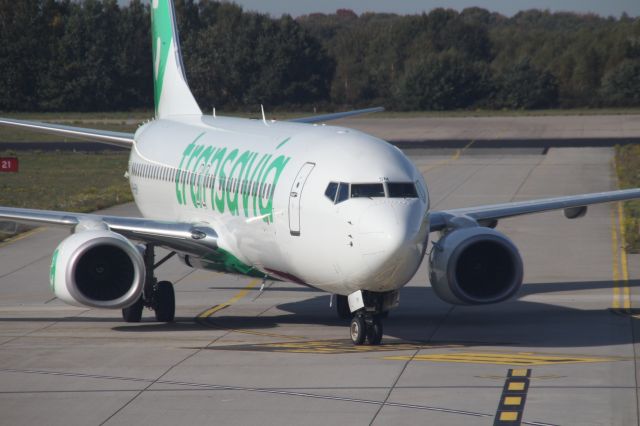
{"left": 429, "top": 226, "right": 523, "bottom": 305}
{"left": 50, "top": 230, "right": 145, "bottom": 309}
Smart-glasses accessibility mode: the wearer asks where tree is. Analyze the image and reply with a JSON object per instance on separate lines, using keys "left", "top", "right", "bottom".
{"left": 495, "top": 59, "right": 559, "bottom": 109}
{"left": 601, "top": 59, "right": 640, "bottom": 106}
{"left": 395, "top": 51, "right": 492, "bottom": 110}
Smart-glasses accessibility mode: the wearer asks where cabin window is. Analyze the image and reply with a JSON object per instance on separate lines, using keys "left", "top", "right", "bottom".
{"left": 387, "top": 182, "right": 418, "bottom": 198}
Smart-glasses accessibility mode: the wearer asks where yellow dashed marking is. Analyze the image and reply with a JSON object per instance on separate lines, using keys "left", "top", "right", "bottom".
{"left": 510, "top": 369, "right": 529, "bottom": 377}
{"left": 508, "top": 382, "right": 526, "bottom": 391}
{"left": 499, "top": 412, "right": 519, "bottom": 421}
{"left": 384, "top": 352, "right": 625, "bottom": 366}
{"left": 504, "top": 396, "right": 522, "bottom": 406}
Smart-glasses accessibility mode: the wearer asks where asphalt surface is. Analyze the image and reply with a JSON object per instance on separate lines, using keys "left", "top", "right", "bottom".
{"left": 0, "top": 146, "right": 638, "bottom": 425}
{"left": 3, "top": 114, "right": 640, "bottom": 152}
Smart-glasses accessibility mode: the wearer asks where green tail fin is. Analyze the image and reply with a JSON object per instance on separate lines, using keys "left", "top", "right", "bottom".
{"left": 151, "top": 0, "right": 201, "bottom": 118}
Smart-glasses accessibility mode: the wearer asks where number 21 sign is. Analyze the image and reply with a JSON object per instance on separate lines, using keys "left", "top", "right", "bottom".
{"left": 0, "top": 157, "right": 18, "bottom": 172}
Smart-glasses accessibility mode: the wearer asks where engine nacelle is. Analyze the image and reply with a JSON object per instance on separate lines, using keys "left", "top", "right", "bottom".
{"left": 429, "top": 226, "right": 523, "bottom": 305}
{"left": 50, "top": 230, "right": 145, "bottom": 309}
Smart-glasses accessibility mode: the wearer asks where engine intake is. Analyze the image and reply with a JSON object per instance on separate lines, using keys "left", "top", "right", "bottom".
{"left": 429, "top": 226, "right": 523, "bottom": 305}
{"left": 50, "top": 230, "right": 145, "bottom": 309}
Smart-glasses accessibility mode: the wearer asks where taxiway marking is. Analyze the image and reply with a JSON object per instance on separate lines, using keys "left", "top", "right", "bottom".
{"left": 0, "top": 227, "right": 44, "bottom": 248}
{"left": 494, "top": 369, "right": 531, "bottom": 425}
{"left": 209, "top": 339, "right": 467, "bottom": 354}
{"left": 611, "top": 202, "right": 632, "bottom": 313}
{"left": 195, "top": 279, "right": 308, "bottom": 340}
{"left": 384, "top": 352, "right": 626, "bottom": 366}
{"left": 197, "top": 279, "right": 262, "bottom": 318}
{"left": 421, "top": 139, "right": 475, "bottom": 173}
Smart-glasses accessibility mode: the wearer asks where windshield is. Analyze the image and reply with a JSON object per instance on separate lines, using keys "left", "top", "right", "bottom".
{"left": 351, "top": 183, "right": 385, "bottom": 198}
{"left": 388, "top": 182, "right": 418, "bottom": 198}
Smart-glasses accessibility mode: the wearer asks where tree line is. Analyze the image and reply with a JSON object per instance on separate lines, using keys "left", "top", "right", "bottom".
{"left": 0, "top": 0, "right": 639, "bottom": 112}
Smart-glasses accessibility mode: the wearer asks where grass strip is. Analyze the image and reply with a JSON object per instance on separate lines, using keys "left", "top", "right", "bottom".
{"left": 0, "top": 150, "right": 133, "bottom": 242}
{"left": 615, "top": 145, "right": 640, "bottom": 253}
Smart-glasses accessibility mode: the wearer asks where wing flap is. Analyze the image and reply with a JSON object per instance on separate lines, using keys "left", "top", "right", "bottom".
{"left": 0, "top": 117, "right": 135, "bottom": 148}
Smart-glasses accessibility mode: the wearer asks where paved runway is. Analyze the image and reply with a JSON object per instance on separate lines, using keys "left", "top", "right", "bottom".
{"left": 0, "top": 147, "right": 638, "bottom": 425}
{"left": 335, "top": 114, "right": 640, "bottom": 141}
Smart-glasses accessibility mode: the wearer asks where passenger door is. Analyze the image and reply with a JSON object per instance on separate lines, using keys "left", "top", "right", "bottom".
{"left": 289, "top": 162, "right": 315, "bottom": 236}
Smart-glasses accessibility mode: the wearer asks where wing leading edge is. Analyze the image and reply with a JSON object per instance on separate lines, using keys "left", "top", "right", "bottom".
{"left": 0, "top": 207, "right": 217, "bottom": 257}
{"left": 289, "top": 107, "right": 384, "bottom": 124}
{"left": 429, "top": 188, "right": 640, "bottom": 232}
{"left": 0, "top": 117, "right": 135, "bottom": 148}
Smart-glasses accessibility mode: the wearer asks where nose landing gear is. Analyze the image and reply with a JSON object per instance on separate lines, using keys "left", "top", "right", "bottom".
{"left": 350, "top": 314, "right": 384, "bottom": 345}
{"left": 346, "top": 290, "right": 398, "bottom": 345}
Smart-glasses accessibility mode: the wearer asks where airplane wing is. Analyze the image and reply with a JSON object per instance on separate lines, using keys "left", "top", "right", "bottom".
{"left": 0, "top": 207, "right": 217, "bottom": 257}
{"left": 429, "top": 188, "right": 640, "bottom": 232}
{"left": 289, "top": 107, "right": 384, "bottom": 124}
{"left": 0, "top": 117, "right": 135, "bottom": 148}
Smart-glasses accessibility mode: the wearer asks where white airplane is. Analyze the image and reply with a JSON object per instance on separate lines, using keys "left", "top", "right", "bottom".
{"left": 1, "top": 0, "right": 639, "bottom": 345}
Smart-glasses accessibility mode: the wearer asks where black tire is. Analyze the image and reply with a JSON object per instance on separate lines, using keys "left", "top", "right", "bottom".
{"left": 350, "top": 315, "right": 367, "bottom": 345}
{"left": 367, "top": 317, "right": 383, "bottom": 345}
{"left": 336, "top": 295, "right": 352, "bottom": 320}
{"left": 154, "top": 281, "right": 175, "bottom": 322}
{"left": 122, "top": 296, "right": 143, "bottom": 323}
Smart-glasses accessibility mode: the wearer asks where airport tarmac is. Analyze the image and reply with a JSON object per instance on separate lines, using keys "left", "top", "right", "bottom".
{"left": 0, "top": 146, "right": 638, "bottom": 425}
{"left": 335, "top": 114, "right": 640, "bottom": 141}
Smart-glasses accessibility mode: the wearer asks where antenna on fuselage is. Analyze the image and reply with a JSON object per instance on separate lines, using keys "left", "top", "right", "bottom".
{"left": 261, "top": 104, "right": 267, "bottom": 125}
{"left": 213, "top": 107, "right": 216, "bottom": 118}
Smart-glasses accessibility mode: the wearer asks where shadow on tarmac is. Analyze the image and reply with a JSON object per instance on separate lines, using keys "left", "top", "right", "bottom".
{"left": 117, "top": 280, "right": 640, "bottom": 349}
{"left": 2, "top": 280, "right": 637, "bottom": 348}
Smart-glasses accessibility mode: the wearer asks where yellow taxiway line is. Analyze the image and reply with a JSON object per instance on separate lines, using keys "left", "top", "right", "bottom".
{"left": 0, "top": 227, "right": 44, "bottom": 248}
{"left": 197, "top": 278, "right": 262, "bottom": 318}
{"left": 422, "top": 139, "right": 476, "bottom": 173}
{"left": 196, "top": 278, "right": 308, "bottom": 340}
{"left": 611, "top": 202, "right": 631, "bottom": 312}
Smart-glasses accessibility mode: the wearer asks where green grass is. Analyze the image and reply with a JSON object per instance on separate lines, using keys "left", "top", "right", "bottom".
{"left": 615, "top": 145, "right": 640, "bottom": 253}
{"left": 0, "top": 150, "right": 133, "bottom": 241}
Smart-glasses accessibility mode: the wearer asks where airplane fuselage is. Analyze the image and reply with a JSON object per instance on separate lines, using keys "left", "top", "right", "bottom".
{"left": 128, "top": 115, "right": 430, "bottom": 294}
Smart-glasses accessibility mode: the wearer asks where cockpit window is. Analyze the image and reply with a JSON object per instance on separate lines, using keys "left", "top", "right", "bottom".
{"left": 327, "top": 181, "right": 417, "bottom": 204}
{"left": 336, "top": 182, "right": 349, "bottom": 203}
{"left": 325, "top": 182, "right": 338, "bottom": 202}
{"left": 388, "top": 182, "right": 418, "bottom": 198}
{"left": 351, "top": 183, "right": 385, "bottom": 198}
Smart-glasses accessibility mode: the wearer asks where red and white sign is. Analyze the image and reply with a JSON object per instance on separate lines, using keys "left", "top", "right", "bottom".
{"left": 0, "top": 157, "right": 18, "bottom": 172}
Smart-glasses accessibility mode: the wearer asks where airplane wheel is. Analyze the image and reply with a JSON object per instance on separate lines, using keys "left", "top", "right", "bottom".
{"left": 154, "top": 281, "right": 175, "bottom": 322}
{"left": 336, "top": 295, "right": 352, "bottom": 319}
{"left": 122, "top": 296, "right": 143, "bottom": 323}
{"left": 350, "top": 315, "right": 367, "bottom": 345}
{"left": 367, "top": 317, "right": 383, "bottom": 345}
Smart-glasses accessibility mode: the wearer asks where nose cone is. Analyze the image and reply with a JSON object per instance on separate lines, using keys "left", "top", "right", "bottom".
{"left": 355, "top": 200, "right": 428, "bottom": 290}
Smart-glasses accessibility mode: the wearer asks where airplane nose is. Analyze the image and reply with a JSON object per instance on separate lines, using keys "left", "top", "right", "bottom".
{"left": 357, "top": 203, "right": 407, "bottom": 255}
{"left": 356, "top": 201, "right": 426, "bottom": 277}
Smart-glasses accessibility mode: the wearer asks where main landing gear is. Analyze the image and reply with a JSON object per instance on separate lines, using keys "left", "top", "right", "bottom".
{"left": 343, "top": 290, "right": 399, "bottom": 346}
{"left": 122, "top": 244, "right": 176, "bottom": 323}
